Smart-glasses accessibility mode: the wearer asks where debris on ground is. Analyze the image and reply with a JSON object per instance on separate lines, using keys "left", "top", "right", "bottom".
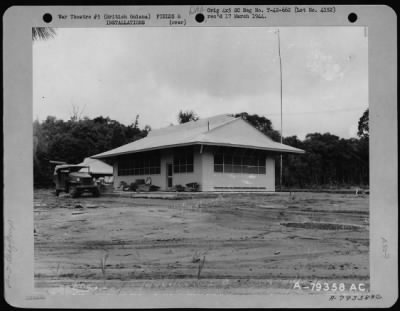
{"left": 86, "top": 204, "right": 100, "bottom": 209}
{"left": 71, "top": 212, "right": 87, "bottom": 215}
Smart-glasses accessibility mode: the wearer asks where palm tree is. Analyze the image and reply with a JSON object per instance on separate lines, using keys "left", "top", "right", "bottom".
{"left": 32, "top": 27, "right": 56, "bottom": 41}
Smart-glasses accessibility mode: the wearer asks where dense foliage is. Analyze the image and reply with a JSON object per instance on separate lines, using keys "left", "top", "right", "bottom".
{"left": 34, "top": 110, "right": 369, "bottom": 189}
{"left": 236, "top": 111, "right": 369, "bottom": 189}
{"left": 357, "top": 108, "right": 369, "bottom": 139}
{"left": 278, "top": 133, "right": 369, "bottom": 188}
{"left": 33, "top": 115, "right": 149, "bottom": 186}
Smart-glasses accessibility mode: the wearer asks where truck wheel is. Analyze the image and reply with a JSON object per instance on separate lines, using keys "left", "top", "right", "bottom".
{"left": 70, "top": 187, "right": 80, "bottom": 198}
{"left": 55, "top": 190, "right": 60, "bottom": 196}
{"left": 92, "top": 188, "right": 100, "bottom": 197}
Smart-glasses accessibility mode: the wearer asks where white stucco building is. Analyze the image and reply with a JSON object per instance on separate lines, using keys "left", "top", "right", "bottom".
{"left": 92, "top": 115, "right": 304, "bottom": 191}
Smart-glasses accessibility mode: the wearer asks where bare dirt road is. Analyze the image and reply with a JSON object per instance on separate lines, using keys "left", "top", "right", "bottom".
{"left": 34, "top": 189, "right": 369, "bottom": 294}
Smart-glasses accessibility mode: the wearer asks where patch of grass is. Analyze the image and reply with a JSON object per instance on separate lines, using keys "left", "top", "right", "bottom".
{"left": 100, "top": 252, "right": 109, "bottom": 285}
{"left": 197, "top": 256, "right": 206, "bottom": 280}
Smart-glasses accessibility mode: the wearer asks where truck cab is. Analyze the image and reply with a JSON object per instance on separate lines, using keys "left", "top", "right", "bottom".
{"left": 53, "top": 164, "right": 100, "bottom": 198}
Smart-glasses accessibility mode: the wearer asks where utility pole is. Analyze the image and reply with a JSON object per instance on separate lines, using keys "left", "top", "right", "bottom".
{"left": 277, "top": 28, "right": 283, "bottom": 192}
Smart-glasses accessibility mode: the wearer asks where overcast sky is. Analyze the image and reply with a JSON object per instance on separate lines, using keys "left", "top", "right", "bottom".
{"left": 33, "top": 26, "right": 368, "bottom": 139}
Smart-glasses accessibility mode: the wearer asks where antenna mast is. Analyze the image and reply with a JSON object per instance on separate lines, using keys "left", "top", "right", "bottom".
{"left": 277, "top": 28, "right": 283, "bottom": 191}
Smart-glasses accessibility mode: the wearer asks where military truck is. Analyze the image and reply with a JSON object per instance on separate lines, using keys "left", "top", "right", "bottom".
{"left": 53, "top": 164, "right": 100, "bottom": 198}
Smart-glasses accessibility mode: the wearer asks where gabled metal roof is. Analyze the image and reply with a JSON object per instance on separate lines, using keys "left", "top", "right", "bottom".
{"left": 92, "top": 114, "right": 304, "bottom": 159}
{"left": 78, "top": 157, "right": 113, "bottom": 175}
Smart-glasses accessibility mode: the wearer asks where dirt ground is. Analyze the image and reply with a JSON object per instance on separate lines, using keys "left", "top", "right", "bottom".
{"left": 34, "top": 189, "right": 369, "bottom": 295}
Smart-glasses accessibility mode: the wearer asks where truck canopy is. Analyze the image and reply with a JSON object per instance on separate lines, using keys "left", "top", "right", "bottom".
{"left": 54, "top": 164, "right": 90, "bottom": 174}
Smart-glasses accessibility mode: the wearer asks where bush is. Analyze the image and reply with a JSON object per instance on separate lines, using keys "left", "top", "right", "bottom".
{"left": 129, "top": 182, "right": 138, "bottom": 191}
{"left": 186, "top": 182, "right": 200, "bottom": 191}
{"left": 119, "top": 181, "right": 127, "bottom": 189}
{"left": 174, "top": 184, "right": 185, "bottom": 192}
{"left": 150, "top": 185, "right": 160, "bottom": 191}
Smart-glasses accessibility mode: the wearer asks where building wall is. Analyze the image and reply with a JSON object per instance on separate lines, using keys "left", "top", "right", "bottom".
{"left": 113, "top": 160, "right": 165, "bottom": 189}
{"left": 113, "top": 149, "right": 202, "bottom": 190}
{"left": 200, "top": 151, "right": 275, "bottom": 191}
{"left": 113, "top": 148, "right": 275, "bottom": 191}
{"left": 159, "top": 149, "right": 202, "bottom": 190}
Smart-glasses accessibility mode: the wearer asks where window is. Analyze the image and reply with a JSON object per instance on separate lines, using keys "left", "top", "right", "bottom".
{"left": 214, "top": 154, "right": 223, "bottom": 172}
{"left": 173, "top": 147, "right": 194, "bottom": 173}
{"left": 118, "top": 151, "right": 161, "bottom": 176}
{"left": 213, "top": 147, "right": 266, "bottom": 175}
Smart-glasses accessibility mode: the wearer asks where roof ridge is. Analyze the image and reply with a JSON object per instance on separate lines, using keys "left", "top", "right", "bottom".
{"left": 197, "top": 117, "right": 241, "bottom": 138}
{"left": 148, "top": 114, "right": 234, "bottom": 137}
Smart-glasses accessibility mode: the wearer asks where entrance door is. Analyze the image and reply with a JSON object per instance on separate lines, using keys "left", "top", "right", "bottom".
{"left": 167, "top": 163, "right": 173, "bottom": 188}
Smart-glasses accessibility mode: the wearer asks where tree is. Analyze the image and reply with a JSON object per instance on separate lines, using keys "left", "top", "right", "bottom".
{"left": 32, "top": 27, "right": 56, "bottom": 41}
{"left": 234, "top": 112, "right": 281, "bottom": 142}
{"left": 357, "top": 108, "right": 369, "bottom": 139}
{"left": 132, "top": 114, "right": 140, "bottom": 129}
{"left": 178, "top": 110, "right": 199, "bottom": 124}
{"left": 70, "top": 104, "right": 85, "bottom": 122}
{"left": 278, "top": 132, "right": 369, "bottom": 188}
{"left": 33, "top": 115, "right": 149, "bottom": 186}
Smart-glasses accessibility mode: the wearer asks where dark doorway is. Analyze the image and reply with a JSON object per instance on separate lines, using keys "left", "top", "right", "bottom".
{"left": 167, "top": 163, "right": 173, "bottom": 188}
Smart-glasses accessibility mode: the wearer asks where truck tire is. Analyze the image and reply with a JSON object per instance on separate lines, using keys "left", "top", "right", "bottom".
{"left": 92, "top": 188, "right": 100, "bottom": 197}
{"left": 55, "top": 190, "right": 60, "bottom": 196}
{"left": 70, "top": 186, "right": 80, "bottom": 198}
